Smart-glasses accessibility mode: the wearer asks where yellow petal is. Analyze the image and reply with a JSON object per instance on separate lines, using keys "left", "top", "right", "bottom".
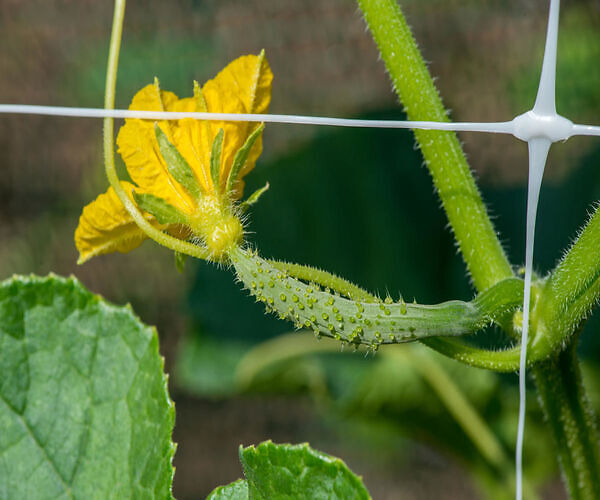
{"left": 167, "top": 96, "right": 214, "bottom": 193}
{"left": 75, "top": 181, "right": 161, "bottom": 264}
{"left": 207, "top": 53, "right": 273, "bottom": 117}
{"left": 204, "top": 53, "right": 273, "bottom": 187}
{"left": 116, "top": 83, "right": 196, "bottom": 213}
{"left": 170, "top": 53, "right": 273, "bottom": 197}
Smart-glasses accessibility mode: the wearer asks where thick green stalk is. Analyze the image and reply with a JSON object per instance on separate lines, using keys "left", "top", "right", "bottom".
{"left": 356, "top": 0, "right": 513, "bottom": 291}
{"left": 536, "top": 205, "right": 600, "bottom": 354}
{"left": 548, "top": 206, "right": 600, "bottom": 303}
{"left": 532, "top": 337, "right": 600, "bottom": 499}
{"left": 356, "top": 4, "right": 600, "bottom": 499}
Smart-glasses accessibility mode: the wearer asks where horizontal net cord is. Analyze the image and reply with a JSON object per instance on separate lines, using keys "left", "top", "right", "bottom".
{"left": 2, "top": 104, "right": 599, "bottom": 139}
{"left": 571, "top": 124, "right": 600, "bottom": 137}
{"left": 0, "top": 103, "right": 515, "bottom": 133}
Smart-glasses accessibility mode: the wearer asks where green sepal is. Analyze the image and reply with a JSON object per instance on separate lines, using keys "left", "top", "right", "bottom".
{"left": 175, "top": 251, "right": 187, "bottom": 273}
{"left": 226, "top": 123, "right": 264, "bottom": 195}
{"left": 132, "top": 191, "right": 188, "bottom": 225}
{"left": 154, "top": 123, "right": 202, "bottom": 199}
{"left": 240, "top": 182, "right": 269, "bottom": 211}
{"left": 193, "top": 80, "right": 208, "bottom": 112}
{"left": 211, "top": 128, "right": 225, "bottom": 193}
{"left": 153, "top": 77, "right": 163, "bottom": 103}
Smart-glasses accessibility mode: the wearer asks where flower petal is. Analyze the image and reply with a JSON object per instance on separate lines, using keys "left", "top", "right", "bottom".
{"left": 167, "top": 96, "right": 214, "bottom": 193}
{"left": 203, "top": 53, "right": 273, "bottom": 188}
{"left": 169, "top": 53, "right": 273, "bottom": 197}
{"left": 116, "top": 83, "right": 196, "bottom": 213}
{"left": 75, "top": 181, "right": 161, "bottom": 264}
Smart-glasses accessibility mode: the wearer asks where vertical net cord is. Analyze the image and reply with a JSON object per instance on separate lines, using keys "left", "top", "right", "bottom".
{"left": 515, "top": 1, "right": 560, "bottom": 498}
{"left": 515, "top": 139, "right": 551, "bottom": 500}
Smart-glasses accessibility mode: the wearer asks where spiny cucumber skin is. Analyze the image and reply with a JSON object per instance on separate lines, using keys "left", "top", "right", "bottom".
{"left": 230, "top": 247, "right": 500, "bottom": 349}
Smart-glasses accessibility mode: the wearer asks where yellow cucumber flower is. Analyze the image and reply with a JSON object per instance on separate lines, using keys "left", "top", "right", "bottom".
{"left": 75, "top": 52, "right": 272, "bottom": 264}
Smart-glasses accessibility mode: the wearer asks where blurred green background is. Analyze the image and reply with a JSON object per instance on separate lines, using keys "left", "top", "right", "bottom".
{"left": 2, "top": 0, "right": 600, "bottom": 498}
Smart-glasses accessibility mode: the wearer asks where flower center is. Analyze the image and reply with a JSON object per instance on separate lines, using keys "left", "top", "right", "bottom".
{"left": 188, "top": 195, "right": 243, "bottom": 259}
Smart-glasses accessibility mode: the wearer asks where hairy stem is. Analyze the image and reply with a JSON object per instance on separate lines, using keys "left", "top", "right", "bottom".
{"left": 104, "top": 0, "right": 209, "bottom": 260}
{"left": 538, "top": 205, "right": 600, "bottom": 354}
{"left": 532, "top": 336, "right": 600, "bottom": 499}
{"left": 356, "top": 0, "right": 512, "bottom": 291}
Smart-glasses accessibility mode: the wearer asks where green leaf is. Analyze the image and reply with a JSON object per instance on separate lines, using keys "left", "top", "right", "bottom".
{"left": 210, "top": 128, "right": 225, "bottom": 192}
{"left": 133, "top": 191, "right": 188, "bottom": 225}
{"left": 240, "top": 182, "right": 269, "bottom": 211}
{"left": 206, "top": 479, "right": 249, "bottom": 499}
{"left": 240, "top": 441, "right": 371, "bottom": 500}
{"left": 226, "top": 124, "right": 264, "bottom": 194}
{"left": 0, "top": 274, "right": 175, "bottom": 499}
{"left": 155, "top": 122, "right": 202, "bottom": 199}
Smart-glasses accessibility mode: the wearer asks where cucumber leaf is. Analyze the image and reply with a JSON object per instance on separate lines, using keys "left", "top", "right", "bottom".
{"left": 0, "top": 274, "right": 175, "bottom": 499}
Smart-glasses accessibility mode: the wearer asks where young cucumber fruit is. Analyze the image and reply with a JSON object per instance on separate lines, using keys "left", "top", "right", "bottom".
{"left": 230, "top": 247, "right": 523, "bottom": 349}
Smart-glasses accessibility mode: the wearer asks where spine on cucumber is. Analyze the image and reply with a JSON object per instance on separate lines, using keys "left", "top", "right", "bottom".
{"left": 230, "top": 246, "right": 522, "bottom": 349}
